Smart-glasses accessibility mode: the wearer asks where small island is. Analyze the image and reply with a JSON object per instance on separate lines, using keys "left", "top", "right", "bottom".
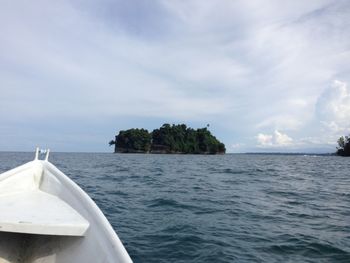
{"left": 336, "top": 135, "right": 350, "bottom": 156}
{"left": 109, "top": 124, "right": 226, "bottom": 154}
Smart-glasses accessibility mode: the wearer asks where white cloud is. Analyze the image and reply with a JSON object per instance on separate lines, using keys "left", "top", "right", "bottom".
{"left": 274, "top": 130, "right": 293, "bottom": 145}
{"left": 256, "top": 130, "right": 293, "bottom": 147}
{"left": 316, "top": 80, "right": 350, "bottom": 134}
{"left": 256, "top": 133, "right": 273, "bottom": 146}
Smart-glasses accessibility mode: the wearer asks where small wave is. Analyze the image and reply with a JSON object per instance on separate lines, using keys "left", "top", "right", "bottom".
{"left": 92, "top": 163, "right": 118, "bottom": 169}
{"left": 266, "top": 190, "right": 301, "bottom": 198}
{"left": 286, "top": 212, "right": 316, "bottom": 219}
{"left": 286, "top": 200, "right": 303, "bottom": 205}
{"left": 209, "top": 167, "right": 245, "bottom": 174}
{"left": 112, "top": 167, "right": 131, "bottom": 172}
{"left": 105, "top": 190, "right": 129, "bottom": 197}
{"left": 265, "top": 241, "right": 349, "bottom": 259}
{"left": 146, "top": 198, "right": 195, "bottom": 210}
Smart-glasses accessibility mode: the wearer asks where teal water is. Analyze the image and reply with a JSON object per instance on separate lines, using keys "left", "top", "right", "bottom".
{"left": 0, "top": 152, "right": 349, "bottom": 262}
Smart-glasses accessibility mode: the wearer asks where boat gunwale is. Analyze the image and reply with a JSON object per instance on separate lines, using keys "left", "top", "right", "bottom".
{"left": 0, "top": 159, "right": 133, "bottom": 262}
{"left": 42, "top": 161, "right": 132, "bottom": 262}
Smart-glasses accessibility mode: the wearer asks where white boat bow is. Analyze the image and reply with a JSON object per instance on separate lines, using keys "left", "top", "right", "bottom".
{"left": 0, "top": 149, "right": 132, "bottom": 263}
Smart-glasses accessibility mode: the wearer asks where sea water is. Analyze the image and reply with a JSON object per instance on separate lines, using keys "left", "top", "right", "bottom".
{"left": 0, "top": 152, "right": 349, "bottom": 262}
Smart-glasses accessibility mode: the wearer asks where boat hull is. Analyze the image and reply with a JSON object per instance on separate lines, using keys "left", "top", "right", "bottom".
{"left": 0, "top": 160, "right": 132, "bottom": 263}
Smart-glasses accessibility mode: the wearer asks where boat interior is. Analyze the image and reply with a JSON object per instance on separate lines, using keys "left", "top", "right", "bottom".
{"left": 0, "top": 232, "right": 81, "bottom": 263}
{"left": 0, "top": 150, "right": 90, "bottom": 263}
{"left": 0, "top": 149, "right": 132, "bottom": 263}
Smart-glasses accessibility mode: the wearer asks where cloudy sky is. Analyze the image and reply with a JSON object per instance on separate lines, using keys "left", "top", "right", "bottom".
{"left": 1, "top": 0, "right": 349, "bottom": 152}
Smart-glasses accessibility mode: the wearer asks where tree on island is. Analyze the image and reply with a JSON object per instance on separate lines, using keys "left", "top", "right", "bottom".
{"left": 110, "top": 123, "right": 226, "bottom": 154}
{"left": 110, "top": 128, "right": 151, "bottom": 153}
{"left": 336, "top": 135, "right": 350, "bottom": 156}
{"left": 151, "top": 123, "right": 225, "bottom": 154}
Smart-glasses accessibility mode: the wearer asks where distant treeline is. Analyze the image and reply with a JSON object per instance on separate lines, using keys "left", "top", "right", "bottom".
{"left": 109, "top": 124, "right": 226, "bottom": 154}
{"left": 337, "top": 135, "right": 350, "bottom": 156}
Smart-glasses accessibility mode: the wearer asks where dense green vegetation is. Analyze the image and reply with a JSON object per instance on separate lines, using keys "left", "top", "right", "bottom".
{"left": 110, "top": 124, "right": 226, "bottom": 154}
{"left": 152, "top": 124, "right": 225, "bottom": 154}
{"left": 110, "top": 128, "right": 151, "bottom": 153}
{"left": 336, "top": 135, "right": 350, "bottom": 156}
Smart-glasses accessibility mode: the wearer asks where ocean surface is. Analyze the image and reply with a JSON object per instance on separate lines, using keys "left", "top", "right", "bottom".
{"left": 0, "top": 152, "right": 349, "bottom": 262}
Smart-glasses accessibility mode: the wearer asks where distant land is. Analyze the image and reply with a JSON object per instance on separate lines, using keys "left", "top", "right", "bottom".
{"left": 109, "top": 124, "right": 226, "bottom": 154}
